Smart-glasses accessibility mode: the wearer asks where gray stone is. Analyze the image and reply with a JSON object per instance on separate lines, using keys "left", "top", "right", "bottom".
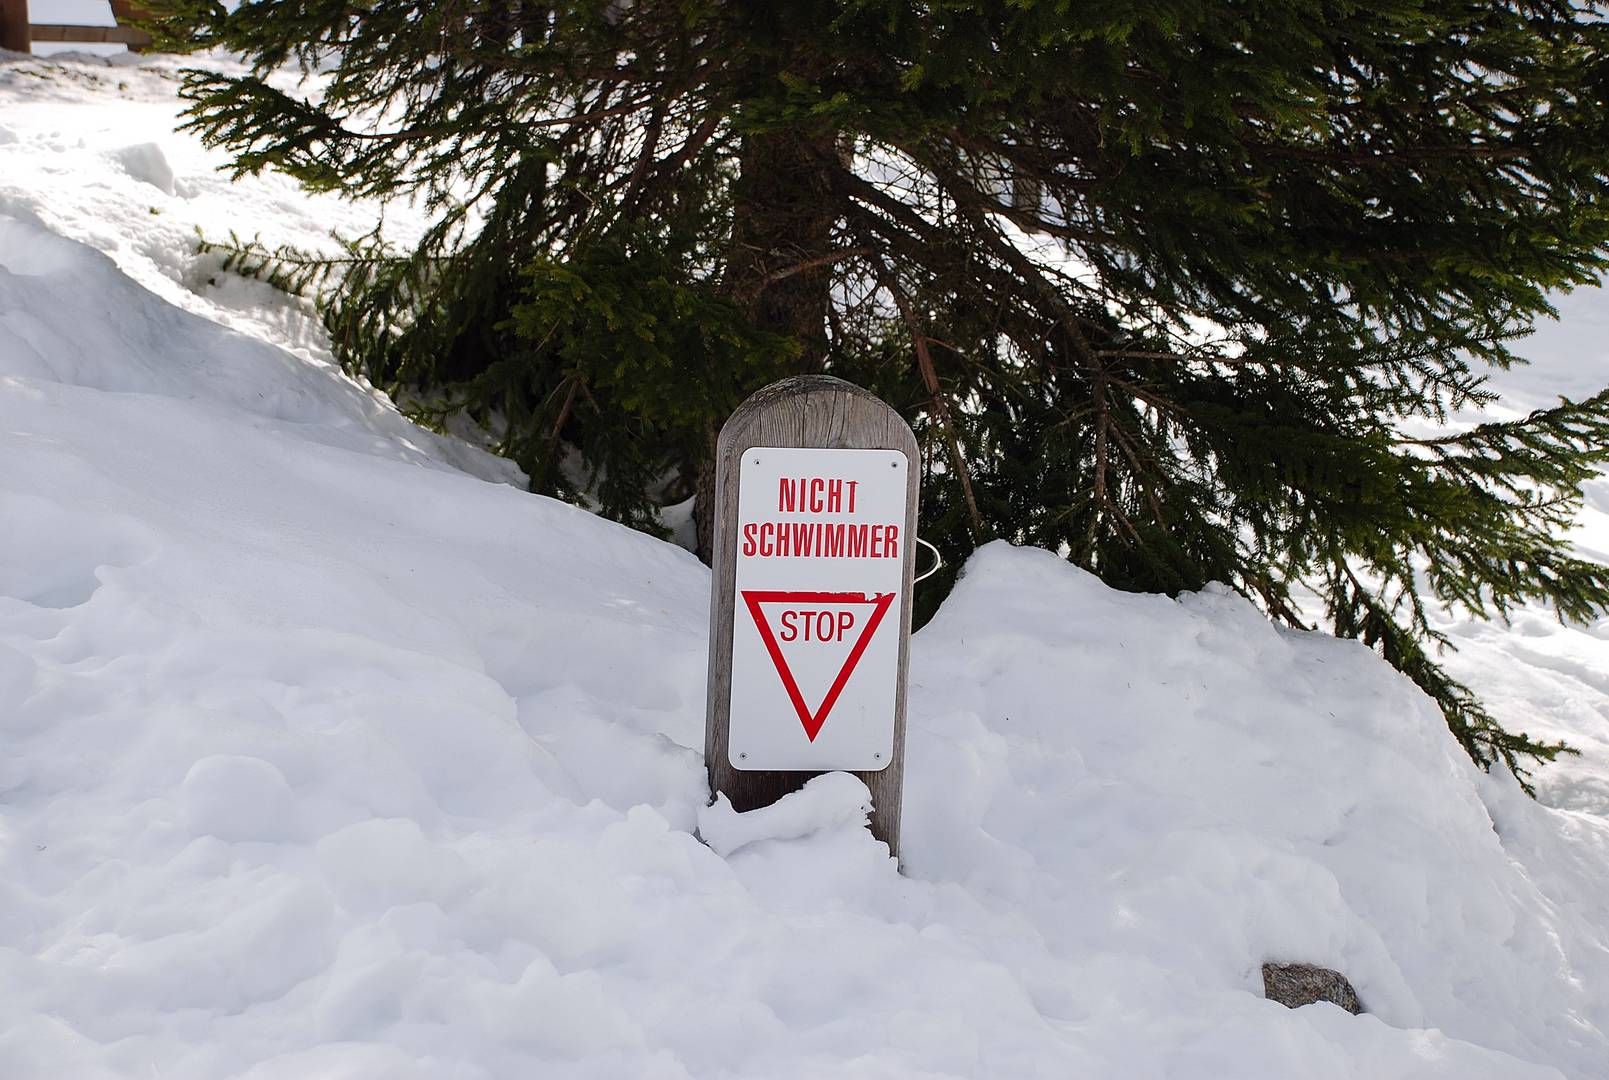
{"left": 1262, "top": 962, "right": 1363, "bottom": 1014}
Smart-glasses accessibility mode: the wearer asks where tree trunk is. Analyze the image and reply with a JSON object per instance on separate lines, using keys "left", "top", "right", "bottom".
{"left": 725, "top": 128, "right": 839, "bottom": 370}
{"left": 695, "top": 125, "right": 840, "bottom": 562}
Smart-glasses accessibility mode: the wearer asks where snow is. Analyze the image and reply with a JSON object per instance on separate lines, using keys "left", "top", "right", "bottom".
{"left": 0, "top": 55, "right": 522, "bottom": 487}
{"left": 3, "top": 49, "right": 1609, "bottom": 1080}
{"left": 110, "top": 140, "right": 175, "bottom": 194}
{"left": 697, "top": 773, "right": 875, "bottom": 856}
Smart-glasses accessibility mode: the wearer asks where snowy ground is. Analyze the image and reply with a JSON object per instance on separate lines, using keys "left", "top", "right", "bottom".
{"left": 3, "top": 51, "right": 1609, "bottom": 1080}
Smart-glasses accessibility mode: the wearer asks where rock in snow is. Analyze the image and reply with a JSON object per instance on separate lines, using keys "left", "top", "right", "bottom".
{"left": 2, "top": 50, "right": 1609, "bottom": 1080}
{"left": 1263, "top": 962, "right": 1365, "bottom": 1015}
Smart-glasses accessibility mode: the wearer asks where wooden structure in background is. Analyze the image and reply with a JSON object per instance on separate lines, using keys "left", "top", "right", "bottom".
{"left": 704, "top": 375, "right": 920, "bottom": 859}
{"left": 1, "top": 1, "right": 154, "bottom": 53}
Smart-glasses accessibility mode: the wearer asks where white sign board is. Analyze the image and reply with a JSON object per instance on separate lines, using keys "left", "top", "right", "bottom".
{"left": 727, "top": 446, "right": 907, "bottom": 771}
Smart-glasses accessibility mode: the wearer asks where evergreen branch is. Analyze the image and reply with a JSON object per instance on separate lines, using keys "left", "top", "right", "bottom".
{"left": 875, "top": 262, "right": 988, "bottom": 543}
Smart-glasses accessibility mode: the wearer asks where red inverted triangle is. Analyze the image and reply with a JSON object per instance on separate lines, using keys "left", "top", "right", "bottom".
{"left": 740, "top": 590, "right": 896, "bottom": 742}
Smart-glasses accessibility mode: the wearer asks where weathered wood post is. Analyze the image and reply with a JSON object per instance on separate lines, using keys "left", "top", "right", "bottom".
{"left": 0, "top": 0, "right": 30, "bottom": 54}
{"left": 704, "top": 375, "right": 919, "bottom": 858}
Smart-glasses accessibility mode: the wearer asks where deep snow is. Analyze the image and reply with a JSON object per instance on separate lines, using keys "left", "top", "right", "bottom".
{"left": 3, "top": 51, "right": 1609, "bottom": 1080}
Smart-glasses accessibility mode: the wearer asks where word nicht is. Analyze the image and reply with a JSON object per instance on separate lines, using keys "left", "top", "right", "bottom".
{"left": 741, "top": 476, "right": 903, "bottom": 560}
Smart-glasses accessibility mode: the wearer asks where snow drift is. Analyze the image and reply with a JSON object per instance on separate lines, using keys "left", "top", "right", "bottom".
{"left": 3, "top": 52, "right": 1609, "bottom": 1080}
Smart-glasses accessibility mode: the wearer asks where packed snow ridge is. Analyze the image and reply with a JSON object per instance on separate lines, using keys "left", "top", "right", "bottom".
{"left": 4, "top": 51, "right": 1609, "bottom": 1080}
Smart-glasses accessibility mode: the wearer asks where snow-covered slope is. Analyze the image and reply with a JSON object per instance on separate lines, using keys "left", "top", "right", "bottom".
{"left": 4, "top": 52, "right": 1609, "bottom": 1080}
{"left": 0, "top": 53, "right": 520, "bottom": 486}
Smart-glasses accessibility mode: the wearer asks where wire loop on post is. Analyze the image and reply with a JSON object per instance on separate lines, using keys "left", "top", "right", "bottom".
{"left": 914, "top": 537, "right": 944, "bottom": 584}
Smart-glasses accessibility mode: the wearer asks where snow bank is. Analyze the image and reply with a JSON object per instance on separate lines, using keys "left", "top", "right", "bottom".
{"left": 5, "top": 208, "right": 1607, "bottom": 1080}
{"left": 907, "top": 545, "right": 1609, "bottom": 1077}
{"left": 3, "top": 51, "right": 1608, "bottom": 1080}
{"left": 0, "top": 53, "right": 521, "bottom": 487}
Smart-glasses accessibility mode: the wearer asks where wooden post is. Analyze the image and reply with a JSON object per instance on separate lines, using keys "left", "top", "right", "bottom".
{"left": 704, "top": 375, "right": 919, "bottom": 859}
{"left": 0, "top": 0, "right": 30, "bottom": 54}
{"left": 108, "top": 2, "right": 153, "bottom": 53}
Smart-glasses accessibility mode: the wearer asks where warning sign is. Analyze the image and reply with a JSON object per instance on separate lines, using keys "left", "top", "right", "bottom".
{"left": 728, "top": 446, "right": 908, "bottom": 771}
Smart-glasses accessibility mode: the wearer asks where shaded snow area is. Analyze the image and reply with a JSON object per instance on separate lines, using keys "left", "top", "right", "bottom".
{"left": 5, "top": 52, "right": 1609, "bottom": 1080}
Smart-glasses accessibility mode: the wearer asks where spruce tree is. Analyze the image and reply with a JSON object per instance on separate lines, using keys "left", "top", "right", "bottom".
{"left": 152, "top": 0, "right": 1609, "bottom": 787}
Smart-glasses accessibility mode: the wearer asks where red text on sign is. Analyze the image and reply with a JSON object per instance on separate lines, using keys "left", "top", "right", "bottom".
{"left": 777, "top": 477, "right": 860, "bottom": 514}
{"left": 779, "top": 609, "right": 856, "bottom": 642}
{"left": 740, "top": 590, "right": 896, "bottom": 742}
{"left": 741, "top": 521, "right": 899, "bottom": 559}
